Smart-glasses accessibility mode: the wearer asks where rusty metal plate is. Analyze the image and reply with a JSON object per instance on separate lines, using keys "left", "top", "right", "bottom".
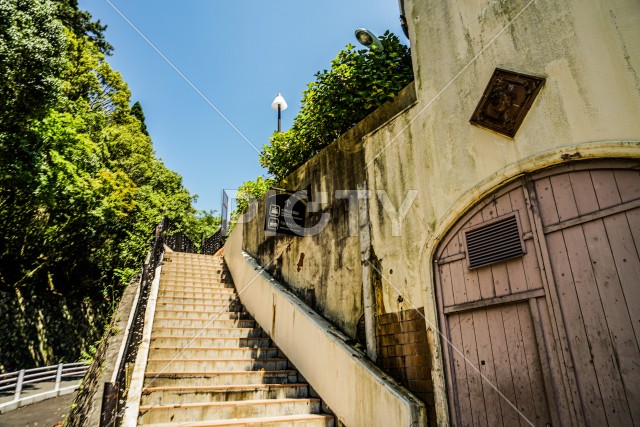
{"left": 470, "top": 68, "right": 545, "bottom": 138}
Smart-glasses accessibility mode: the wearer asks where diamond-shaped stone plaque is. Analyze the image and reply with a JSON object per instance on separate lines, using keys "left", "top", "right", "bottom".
{"left": 470, "top": 68, "right": 545, "bottom": 138}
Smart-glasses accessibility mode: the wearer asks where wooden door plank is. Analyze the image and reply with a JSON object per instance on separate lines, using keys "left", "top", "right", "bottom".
{"left": 448, "top": 313, "right": 474, "bottom": 427}
{"left": 627, "top": 209, "right": 640, "bottom": 260}
{"left": 477, "top": 265, "right": 496, "bottom": 301}
{"left": 544, "top": 230, "right": 608, "bottom": 425}
{"left": 534, "top": 178, "right": 560, "bottom": 227}
{"left": 463, "top": 264, "right": 482, "bottom": 303}
{"left": 614, "top": 169, "right": 640, "bottom": 203}
{"left": 502, "top": 303, "right": 538, "bottom": 426}
{"left": 472, "top": 309, "right": 505, "bottom": 427}
{"left": 516, "top": 302, "right": 553, "bottom": 426}
{"left": 460, "top": 312, "right": 489, "bottom": 427}
{"left": 564, "top": 224, "right": 632, "bottom": 425}
{"left": 490, "top": 263, "right": 511, "bottom": 298}
{"left": 609, "top": 211, "right": 640, "bottom": 347}
{"left": 506, "top": 258, "right": 528, "bottom": 295}
{"left": 496, "top": 191, "right": 514, "bottom": 217}
{"left": 526, "top": 178, "right": 586, "bottom": 425}
{"left": 436, "top": 264, "right": 460, "bottom": 427}
{"left": 569, "top": 171, "right": 599, "bottom": 217}
{"left": 521, "top": 239, "right": 544, "bottom": 291}
{"left": 451, "top": 258, "right": 470, "bottom": 306}
{"left": 529, "top": 298, "right": 569, "bottom": 427}
{"left": 509, "top": 187, "right": 544, "bottom": 292}
{"left": 584, "top": 218, "right": 638, "bottom": 424}
{"left": 448, "top": 232, "right": 463, "bottom": 258}
{"left": 509, "top": 187, "right": 532, "bottom": 234}
{"left": 591, "top": 170, "right": 623, "bottom": 209}
{"left": 550, "top": 173, "right": 580, "bottom": 223}
{"left": 439, "top": 262, "right": 456, "bottom": 308}
{"left": 486, "top": 306, "right": 522, "bottom": 427}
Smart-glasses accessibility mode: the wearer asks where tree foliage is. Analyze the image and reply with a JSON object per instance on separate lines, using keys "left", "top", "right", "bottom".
{"left": 0, "top": 0, "right": 212, "bottom": 369}
{"left": 260, "top": 31, "right": 413, "bottom": 181}
{"left": 234, "top": 176, "right": 275, "bottom": 215}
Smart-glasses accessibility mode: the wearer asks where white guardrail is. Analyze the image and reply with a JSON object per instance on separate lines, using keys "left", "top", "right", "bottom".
{"left": 0, "top": 362, "right": 89, "bottom": 414}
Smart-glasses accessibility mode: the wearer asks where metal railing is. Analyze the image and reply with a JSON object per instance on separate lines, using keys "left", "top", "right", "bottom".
{"left": 0, "top": 362, "right": 89, "bottom": 412}
{"left": 201, "top": 229, "right": 224, "bottom": 255}
{"left": 98, "top": 217, "right": 224, "bottom": 426}
{"left": 100, "top": 220, "right": 166, "bottom": 426}
{"left": 161, "top": 217, "right": 199, "bottom": 253}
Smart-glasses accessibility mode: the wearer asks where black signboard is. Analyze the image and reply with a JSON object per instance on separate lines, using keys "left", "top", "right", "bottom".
{"left": 264, "top": 191, "right": 307, "bottom": 236}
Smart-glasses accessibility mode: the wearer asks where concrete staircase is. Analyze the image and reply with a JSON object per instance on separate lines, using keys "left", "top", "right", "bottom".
{"left": 137, "top": 251, "right": 334, "bottom": 426}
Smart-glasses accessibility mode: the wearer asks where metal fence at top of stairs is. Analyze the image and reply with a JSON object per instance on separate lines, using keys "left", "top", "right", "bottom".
{"left": 161, "top": 218, "right": 225, "bottom": 255}
{"left": 99, "top": 217, "right": 224, "bottom": 427}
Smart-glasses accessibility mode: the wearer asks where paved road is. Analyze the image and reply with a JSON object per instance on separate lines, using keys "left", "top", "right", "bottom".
{"left": 0, "top": 392, "right": 76, "bottom": 427}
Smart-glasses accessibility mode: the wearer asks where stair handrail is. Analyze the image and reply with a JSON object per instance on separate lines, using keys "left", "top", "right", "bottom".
{"left": 201, "top": 228, "right": 225, "bottom": 255}
{"left": 161, "top": 217, "right": 199, "bottom": 253}
{"left": 99, "top": 218, "right": 166, "bottom": 426}
{"left": 98, "top": 216, "right": 224, "bottom": 425}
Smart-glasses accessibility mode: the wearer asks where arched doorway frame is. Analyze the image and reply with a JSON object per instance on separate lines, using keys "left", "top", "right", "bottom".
{"left": 424, "top": 141, "right": 640, "bottom": 426}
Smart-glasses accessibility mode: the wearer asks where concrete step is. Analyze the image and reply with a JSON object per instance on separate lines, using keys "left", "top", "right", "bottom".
{"left": 139, "top": 413, "right": 334, "bottom": 427}
{"left": 159, "top": 288, "right": 237, "bottom": 297}
{"left": 151, "top": 327, "right": 265, "bottom": 339}
{"left": 152, "top": 318, "right": 256, "bottom": 329}
{"left": 161, "top": 284, "right": 236, "bottom": 292}
{"left": 148, "top": 347, "right": 279, "bottom": 360}
{"left": 150, "top": 336, "right": 272, "bottom": 348}
{"left": 162, "top": 264, "right": 227, "bottom": 270}
{"left": 144, "top": 370, "right": 298, "bottom": 387}
{"left": 157, "top": 296, "right": 238, "bottom": 305}
{"left": 161, "top": 273, "right": 228, "bottom": 280}
{"left": 146, "top": 358, "right": 290, "bottom": 372}
{"left": 141, "top": 384, "right": 310, "bottom": 406}
{"left": 139, "top": 253, "right": 334, "bottom": 426}
{"left": 153, "top": 310, "right": 250, "bottom": 320}
{"left": 155, "top": 302, "right": 244, "bottom": 312}
{"left": 162, "top": 264, "right": 225, "bottom": 271}
{"left": 138, "top": 398, "right": 321, "bottom": 424}
{"left": 158, "top": 280, "right": 234, "bottom": 287}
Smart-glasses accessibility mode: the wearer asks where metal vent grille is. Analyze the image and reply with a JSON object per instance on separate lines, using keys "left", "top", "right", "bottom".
{"left": 465, "top": 215, "right": 524, "bottom": 269}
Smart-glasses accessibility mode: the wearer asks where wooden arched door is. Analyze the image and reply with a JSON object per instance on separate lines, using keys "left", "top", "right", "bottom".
{"left": 435, "top": 160, "right": 640, "bottom": 427}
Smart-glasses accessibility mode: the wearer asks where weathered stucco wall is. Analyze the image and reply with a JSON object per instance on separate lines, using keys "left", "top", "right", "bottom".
{"left": 365, "top": 0, "right": 640, "bottom": 423}
{"left": 242, "top": 83, "right": 417, "bottom": 339}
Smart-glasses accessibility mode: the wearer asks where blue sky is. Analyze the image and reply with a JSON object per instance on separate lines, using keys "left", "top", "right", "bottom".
{"left": 78, "top": 0, "right": 409, "bottom": 212}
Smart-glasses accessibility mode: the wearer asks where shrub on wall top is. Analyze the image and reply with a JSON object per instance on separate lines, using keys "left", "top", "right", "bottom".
{"left": 259, "top": 31, "right": 413, "bottom": 182}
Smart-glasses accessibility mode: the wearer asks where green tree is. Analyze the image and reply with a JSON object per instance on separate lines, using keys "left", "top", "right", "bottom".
{"left": 52, "top": 0, "right": 112, "bottom": 55}
{"left": 131, "top": 101, "right": 149, "bottom": 136}
{"left": 0, "top": 0, "right": 66, "bottom": 130}
{"left": 0, "top": 0, "right": 204, "bottom": 369}
{"left": 234, "top": 176, "right": 275, "bottom": 215}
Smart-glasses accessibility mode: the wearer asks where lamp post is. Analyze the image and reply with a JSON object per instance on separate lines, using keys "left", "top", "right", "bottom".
{"left": 354, "top": 28, "right": 384, "bottom": 51}
{"left": 271, "top": 92, "right": 288, "bottom": 132}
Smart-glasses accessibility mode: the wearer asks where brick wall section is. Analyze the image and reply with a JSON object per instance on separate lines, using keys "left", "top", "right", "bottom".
{"left": 376, "top": 308, "right": 435, "bottom": 423}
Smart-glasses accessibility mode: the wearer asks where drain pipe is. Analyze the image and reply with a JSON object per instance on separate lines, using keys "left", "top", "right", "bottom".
{"left": 358, "top": 182, "right": 378, "bottom": 361}
{"left": 398, "top": 0, "right": 410, "bottom": 39}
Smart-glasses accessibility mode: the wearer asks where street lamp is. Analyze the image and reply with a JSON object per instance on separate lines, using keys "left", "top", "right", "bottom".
{"left": 355, "top": 28, "right": 384, "bottom": 51}
{"left": 271, "top": 92, "right": 288, "bottom": 132}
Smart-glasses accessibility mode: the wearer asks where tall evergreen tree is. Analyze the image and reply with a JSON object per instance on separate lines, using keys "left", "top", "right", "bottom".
{"left": 131, "top": 101, "right": 149, "bottom": 136}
